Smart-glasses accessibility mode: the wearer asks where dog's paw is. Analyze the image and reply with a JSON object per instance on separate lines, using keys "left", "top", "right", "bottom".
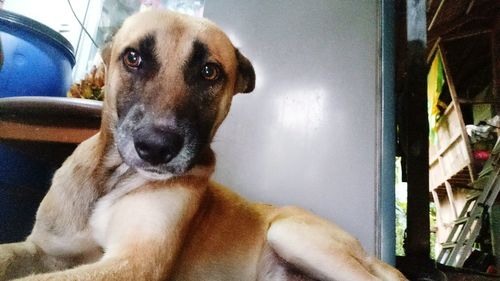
{"left": 0, "top": 249, "right": 13, "bottom": 281}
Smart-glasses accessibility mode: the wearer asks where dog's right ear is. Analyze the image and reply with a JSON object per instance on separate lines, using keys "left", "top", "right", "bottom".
{"left": 100, "top": 41, "right": 113, "bottom": 66}
{"left": 234, "top": 49, "right": 255, "bottom": 94}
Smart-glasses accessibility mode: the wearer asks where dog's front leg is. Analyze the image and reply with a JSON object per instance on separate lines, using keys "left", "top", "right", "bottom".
{"left": 14, "top": 252, "right": 160, "bottom": 281}
{"left": 0, "top": 241, "right": 71, "bottom": 280}
{"left": 14, "top": 185, "right": 203, "bottom": 281}
{"left": 0, "top": 241, "right": 49, "bottom": 280}
{"left": 266, "top": 207, "right": 408, "bottom": 281}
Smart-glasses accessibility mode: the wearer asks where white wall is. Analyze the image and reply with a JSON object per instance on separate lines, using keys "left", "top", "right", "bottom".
{"left": 205, "top": 0, "right": 382, "bottom": 255}
{"left": 4, "top": 0, "right": 90, "bottom": 48}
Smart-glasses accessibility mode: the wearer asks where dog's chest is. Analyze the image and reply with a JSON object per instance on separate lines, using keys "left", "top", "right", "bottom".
{"left": 89, "top": 166, "right": 148, "bottom": 246}
{"left": 90, "top": 196, "right": 116, "bottom": 247}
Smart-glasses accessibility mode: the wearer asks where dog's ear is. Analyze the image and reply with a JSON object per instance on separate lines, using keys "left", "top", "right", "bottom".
{"left": 234, "top": 49, "right": 255, "bottom": 94}
{"left": 100, "top": 41, "right": 113, "bottom": 66}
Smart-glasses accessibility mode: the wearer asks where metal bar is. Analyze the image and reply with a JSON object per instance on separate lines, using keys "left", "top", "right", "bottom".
{"left": 379, "top": 0, "right": 397, "bottom": 265}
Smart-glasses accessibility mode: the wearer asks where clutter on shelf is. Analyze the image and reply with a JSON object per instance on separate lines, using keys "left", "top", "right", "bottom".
{"left": 67, "top": 63, "right": 105, "bottom": 101}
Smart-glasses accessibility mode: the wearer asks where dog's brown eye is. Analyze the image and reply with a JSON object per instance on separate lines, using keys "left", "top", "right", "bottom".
{"left": 123, "top": 50, "right": 142, "bottom": 68}
{"left": 201, "top": 63, "right": 220, "bottom": 81}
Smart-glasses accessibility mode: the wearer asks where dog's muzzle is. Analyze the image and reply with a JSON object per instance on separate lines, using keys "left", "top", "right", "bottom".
{"left": 115, "top": 105, "right": 204, "bottom": 179}
{"left": 133, "top": 125, "right": 184, "bottom": 166}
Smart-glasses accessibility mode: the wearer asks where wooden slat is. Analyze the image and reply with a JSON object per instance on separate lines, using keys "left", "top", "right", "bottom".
{"left": 429, "top": 132, "right": 462, "bottom": 164}
{"left": 432, "top": 189, "right": 445, "bottom": 228}
{"left": 444, "top": 181, "right": 459, "bottom": 219}
{"left": 438, "top": 46, "right": 476, "bottom": 180}
{"left": 0, "top": 120, "right": 98, "bottom": 143}
{"left": 428, "top": 0, "right": 446, "bottom": 31}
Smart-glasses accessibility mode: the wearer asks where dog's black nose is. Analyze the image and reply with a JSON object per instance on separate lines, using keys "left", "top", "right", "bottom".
{"left": 133, "top": 128, "right": 183, "bottom": 165}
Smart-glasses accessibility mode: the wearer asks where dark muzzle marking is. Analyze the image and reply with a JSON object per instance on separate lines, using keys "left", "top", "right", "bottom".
{"left": 116, "top": 33, "right": 162, "bottom": 120}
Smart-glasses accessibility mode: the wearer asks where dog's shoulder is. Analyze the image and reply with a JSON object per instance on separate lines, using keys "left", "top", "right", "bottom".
{"left": 204, "top": 182, "right": 276, "bottom": 223}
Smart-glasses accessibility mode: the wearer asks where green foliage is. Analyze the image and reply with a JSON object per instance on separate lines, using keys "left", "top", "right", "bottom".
{"left": 396, "top": 200, "right": 407, "bottom": 256}
{"left": 395, "top": 200, "right": 437, "bottom": 259}
{"left": 430, "top": 203, "right": 437, "bottom": 259}
{"left": 395, "top": 158, "right": 437, "bottom": 259}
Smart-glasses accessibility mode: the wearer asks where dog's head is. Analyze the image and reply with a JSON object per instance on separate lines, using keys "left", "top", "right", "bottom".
{"left": 101, "top": 10, "right": 255, "bottom": 179}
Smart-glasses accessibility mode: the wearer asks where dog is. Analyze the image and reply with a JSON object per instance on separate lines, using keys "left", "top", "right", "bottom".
{"left": 0, "top": 10, "right": 408, "bottom": 281}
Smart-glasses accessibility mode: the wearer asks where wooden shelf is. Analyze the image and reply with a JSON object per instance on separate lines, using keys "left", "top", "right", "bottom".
{"left": 0, "top": 96, "right": 102, "bottom": 144}
{"left": 0, "top": 120, "right": 98, "bottom": 143}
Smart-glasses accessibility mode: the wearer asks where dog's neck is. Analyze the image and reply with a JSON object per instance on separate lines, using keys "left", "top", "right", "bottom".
{"left": 98, "top": 101, "right": 117, "bottom": 155}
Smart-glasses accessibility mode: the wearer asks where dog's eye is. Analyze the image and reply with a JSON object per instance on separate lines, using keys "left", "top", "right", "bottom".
{"left": 201, "top": 63, "right": 220, "bottom": 81}
{"left": 123, "top": 50, "right": 142, "bottom": 68}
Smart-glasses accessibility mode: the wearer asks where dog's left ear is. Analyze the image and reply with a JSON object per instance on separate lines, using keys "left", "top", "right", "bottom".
{"left": 234, "top": 49, "right": 255, "bottom": 94}
{"left": 100, "top": 41, "right": 113, "bottom": 67}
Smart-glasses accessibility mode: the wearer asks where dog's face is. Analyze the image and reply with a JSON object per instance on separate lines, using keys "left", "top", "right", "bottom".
{"left": 102, "top": 10, "right": 255, "bottom": 179}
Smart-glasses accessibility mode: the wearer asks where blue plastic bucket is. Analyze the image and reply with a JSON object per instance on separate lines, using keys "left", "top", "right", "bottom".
{"left": 0, "top": 144, "right": 52, "bottom": 242}
{"left": 0, "top": 9, "right": 75, "bottom": 97}
{"left": 0, "top": 10, "right": 76, "bottom": 242}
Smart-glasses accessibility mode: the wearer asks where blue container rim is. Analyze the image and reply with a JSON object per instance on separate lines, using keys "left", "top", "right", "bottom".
{"left": 0, "top": 9, "right": 76, "bottom": 66}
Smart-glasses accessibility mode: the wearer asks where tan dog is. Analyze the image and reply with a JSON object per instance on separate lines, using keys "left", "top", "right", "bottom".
{"left": 0, "top": 10, "right": 407, "bottom": 281}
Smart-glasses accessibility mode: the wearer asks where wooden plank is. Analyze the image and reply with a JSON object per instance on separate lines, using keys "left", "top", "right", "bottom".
{"left": 432, "top": 189, "right": 445, "bottom": 229}
{"left": 437, "top": 150, "right": 459, "bottom": 219}
{"left": 429, "top": 126, "right": 470, "bottom": 190}
{"left": 427, "top": 0, "right": 446, "bottom": 31}
{"left": 493, "top": 18, "right": 499, "bottom": 113}
{"left": 404, "top": 0, "right": 430, "bottom": 259}
{"left": 444, "top": 181, "right": 459, "bottom": 219}
{"left": 441, "top": 29, "right": 491, "bottom": 42}
{"left": 426, "top": 37, "right": 441, "bottom": 63}
{"left": 438, "top": 46, "right": 476, "bottom": 180}
{"left": 431, "top": 161, "right": 475, "bottom": 191}
{"left": 457, "top": 97, "right": 500, "bottom": 104}
{"left": 442, "top": 100, "right": 455, "bottom": 115}
{"left": 429, "top": 132, "right": 461, "bottom": 164}
{"left": 0, "top": 120, "right": 98, "bottom": 143}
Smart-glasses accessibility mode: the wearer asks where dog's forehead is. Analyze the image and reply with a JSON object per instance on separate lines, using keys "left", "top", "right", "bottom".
{"left": 114, "top": 10, "right": 236, "bottom": 65}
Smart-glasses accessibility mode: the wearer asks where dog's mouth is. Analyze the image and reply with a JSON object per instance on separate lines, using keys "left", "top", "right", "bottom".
{"left": 117, "top": 137, "right": 201, "bottom": 180}
{"left": 135, "top": 166, "right": 176, "bottom": 181}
